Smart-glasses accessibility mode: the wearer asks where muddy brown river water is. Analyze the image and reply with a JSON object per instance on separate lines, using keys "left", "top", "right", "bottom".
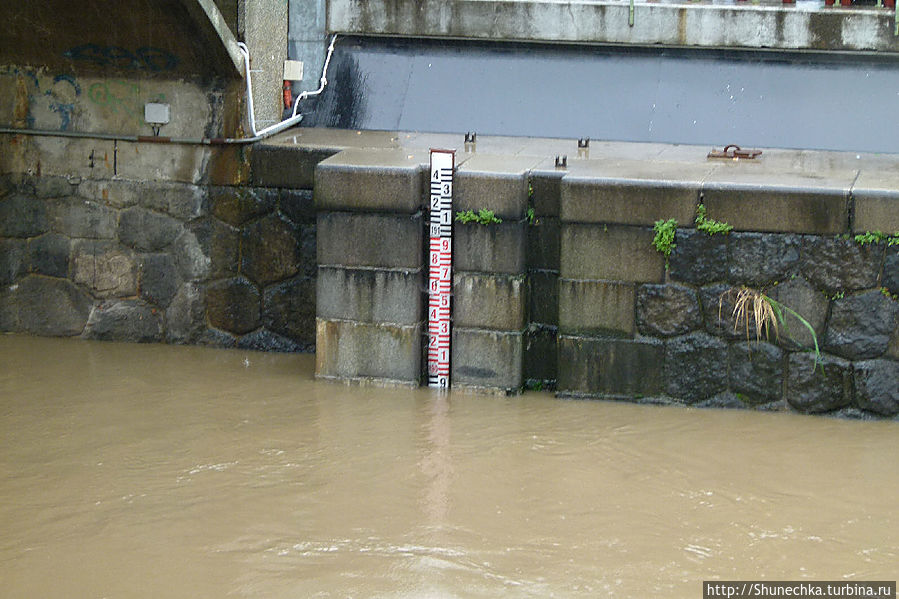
{"left": 0, "top": 334, "right": 896, "bottom": 598}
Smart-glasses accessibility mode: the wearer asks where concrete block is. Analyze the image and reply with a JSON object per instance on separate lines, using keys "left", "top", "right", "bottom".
{"left": 560, "top": 161, "right": 703, "bottom": 225}
{"left": 251, "top": 144, "right": 339, "bottom": 189}
{"left": 557, "top": 334, "right": 664, "bottom": 398}
{"left": 452, "top": 272, "right": 526, "bottom": 330}
{"left": 559, "top": 278, "right": 635, "bottom": 337}
{"left": 454, "top": 154, "right": 535, "bottom": 220}
{"left": 453, "top": 221, "right": 526, "bottom": 274}
{"left": 853, "top": 191, "right": 899, "bottom": 235}
{"left": 317, "top": 266, "right": 423, "bottom": 325}
{"left": 315, "top": 149, "right": 424, "bottom": 213}
{"left": 451, "top": 327, "right": 524, "bottom": 393}
{"left": 529, "top": 168, "right": 565, "bottom": 217}
{"left": 701, "top": 170, "right": 850, "bottom": 234}
{"left": 529, "top": 269, "right": 558, "bottom": 326}
{"left": 851, "top": 172, "right": 899, "bottom": 234}
{"left": 33, "top": 175, "right": 77, "bottom": 198}
{"left": 560, "top": 224, "right": 664, "bottom": 282}
{"left": 317, "top": 211, "right": 422, "bottom": 269}
{"left": 525, "top": 324, "right": 557, "bottom": 385}
{"left": 316, "top": 318, "right": 422, "bottom": 385}
{"left": 527, "top": 217, "right": 559, "bottom": 271}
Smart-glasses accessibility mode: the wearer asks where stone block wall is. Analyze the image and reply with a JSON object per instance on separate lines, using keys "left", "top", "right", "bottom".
{"left": 4, "top": 138, "right": 897, "bottom": 418}
{"left": 0, "top": 173, "right": 317, "bottom": 351}
{"left": 554, "top": 181, "right": 899, "bottom": 419}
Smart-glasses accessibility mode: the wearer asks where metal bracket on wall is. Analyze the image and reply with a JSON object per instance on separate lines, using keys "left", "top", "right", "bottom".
{"left": 707, "top": 144, "right": 762, "bottom": 160}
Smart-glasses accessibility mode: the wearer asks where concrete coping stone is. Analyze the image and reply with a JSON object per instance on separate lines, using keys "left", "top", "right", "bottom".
{"left": 261, "top": 129, "right": 899, "bottom": 220}
{"left": 455, "top": 153, "right": 546, "bottom": 176}
{"left": 316, "top": 148, "right": 424, "bottom": 213}
{"left": 853, "top": 170, "right": 899, "bottom": 194}
{"left": 563, "top": 158, "right": 717, "bottom": 186}
{"left": 702, "top": 164, "right": 858, "bottom": 192}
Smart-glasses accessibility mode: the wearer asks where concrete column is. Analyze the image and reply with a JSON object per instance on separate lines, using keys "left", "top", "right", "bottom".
{"left": 239, "top": 0, "right": 288, "bottom": 128}
{"left": 451, "top": 154, "right": 541, "bottom": 394}
{"left": 313, "top": 149, "right": 425, "bottom": 386}
{"left": 288, "top": 0, "right": 327, "bottom": 95}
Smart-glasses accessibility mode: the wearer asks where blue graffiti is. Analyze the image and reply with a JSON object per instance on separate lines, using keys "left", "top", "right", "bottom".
{"left": 46, "top": 75, "right": 81, "bottom": 131}
{"left": 64, "top": 44, "right": 179, "bottom": 72}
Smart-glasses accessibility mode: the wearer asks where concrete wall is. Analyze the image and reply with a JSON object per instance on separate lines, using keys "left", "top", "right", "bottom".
{"left": 327, "top": 0, "right": 899, "bottom": 53}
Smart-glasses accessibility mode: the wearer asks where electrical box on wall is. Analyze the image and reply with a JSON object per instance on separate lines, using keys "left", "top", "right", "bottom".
{"left": 283, "top": 60, "right": 304, "bottom": 81}
{"left": 144, "top": 103, "right": 171, "bottom": 125}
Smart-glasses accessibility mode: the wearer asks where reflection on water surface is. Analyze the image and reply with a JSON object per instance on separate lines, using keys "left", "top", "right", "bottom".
{"left": 0, "top": 335, "right": 896, "bottom": 598}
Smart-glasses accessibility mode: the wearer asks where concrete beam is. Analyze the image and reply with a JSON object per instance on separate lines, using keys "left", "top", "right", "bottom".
{"left": 328, "top": 0, "right": 899, "bottom": 53}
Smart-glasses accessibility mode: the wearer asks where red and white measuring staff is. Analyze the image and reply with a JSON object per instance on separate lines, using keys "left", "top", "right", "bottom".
{"left": 427, "top": 149, "right": 454, "bottom": 389}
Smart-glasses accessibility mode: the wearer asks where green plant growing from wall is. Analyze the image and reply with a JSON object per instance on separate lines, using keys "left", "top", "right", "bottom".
{"left": 526, "top": 207, "right": 536, "bottom": 225}
{"left": 455, "top": 209, "right": 502, "bottom": 225}
{"left": 695, "top": 204, "right": 733, "bottom": 235}
{"left": 720, "top": 286, "right": 821, "bottom": 372}
{"left": 652, "top": 218, "right": 677, "bottom": 270}
{"left": 854, "top": 230, "right": 899, "bottom": 247}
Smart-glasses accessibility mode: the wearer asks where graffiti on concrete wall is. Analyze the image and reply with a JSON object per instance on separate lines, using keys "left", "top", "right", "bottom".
{"left": 6, "top": 68, "right": 81, "bottom": 131}
{"left": 87, "top": 80, "right": 166, "bottom": 127}
{"left": 64, "top": 44, "right": 179, "bottom": 72}
{"left": 46, "top": 75, "right": 81, "bottom": 130}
